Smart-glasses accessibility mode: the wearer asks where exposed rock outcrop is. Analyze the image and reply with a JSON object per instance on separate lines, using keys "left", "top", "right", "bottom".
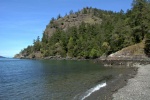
{"left": 107, "top": 41, "right": 147, "bottom": 60}
{"left": 44, "top": 9, "right": 102, "bottom": 38}
{"left": 96, "top": 41, "right": 150, "bottom": 67}
{"left": 14, "top": 52, "right": 42, "bottom": 59}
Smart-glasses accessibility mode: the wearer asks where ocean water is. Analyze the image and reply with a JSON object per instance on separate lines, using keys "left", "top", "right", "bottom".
{"left": 0, "top": 58, "right": 126, "bottom": 100}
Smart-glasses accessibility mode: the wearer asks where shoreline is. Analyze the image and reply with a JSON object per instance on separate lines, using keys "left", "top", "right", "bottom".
{"left": 85, "top": 61, "right": 150, "bottom": 100}
{"left": 84, "top": 65, "right": 138, "bottom": 100}
{"left": 113, "top": 64, "right": 150, "bottom": 100}
{"left": 12, "top": 57, "right": 150, "bottom": 99}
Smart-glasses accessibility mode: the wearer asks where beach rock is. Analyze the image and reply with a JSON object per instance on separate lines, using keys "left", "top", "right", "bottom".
{"left": 107, "top": 41, "right": 147, "bottom": 61}
{"left": 113, "top": 64, "right": 150, "bottom": 100}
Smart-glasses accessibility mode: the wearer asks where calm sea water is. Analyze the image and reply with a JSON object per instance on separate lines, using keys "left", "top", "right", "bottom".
{"left": 0, "top": 58, "right": 126, "bottom": 100}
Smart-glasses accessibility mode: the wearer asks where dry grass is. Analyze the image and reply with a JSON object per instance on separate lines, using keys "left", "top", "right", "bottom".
{"left": 120, "top": 40, "right": 145, "bottom": 56}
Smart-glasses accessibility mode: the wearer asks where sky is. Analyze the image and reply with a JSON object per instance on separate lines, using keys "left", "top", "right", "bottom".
{"left": 0, "top": 0, "right": 133, "bottom": 57}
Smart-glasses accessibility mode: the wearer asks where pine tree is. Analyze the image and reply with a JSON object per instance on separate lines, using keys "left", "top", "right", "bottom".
{"left": 67, "top": 37, "right": 74, "bottom": 57}
{"left": 130, "top": 0, "right": 150, "bottom": 42}
{"left": 144, "top": 32, "right": 150, "bottom": 57}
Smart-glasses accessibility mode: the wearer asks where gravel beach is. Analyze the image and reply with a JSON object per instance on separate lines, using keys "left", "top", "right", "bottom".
{"left": 113, "top": 64, "right": 150, "bottom": 100}
{"left": 84, "top": 66, "right": 138, "bottom": 100}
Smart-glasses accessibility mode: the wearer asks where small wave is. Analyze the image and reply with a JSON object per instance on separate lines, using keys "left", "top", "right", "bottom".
{"left": 81, "top": 81, "right": 106, "bottom": 100}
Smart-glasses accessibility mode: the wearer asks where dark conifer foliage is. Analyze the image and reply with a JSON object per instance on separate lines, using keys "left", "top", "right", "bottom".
{"left": 19, "top": 0, "right": 150, "bottom": 58}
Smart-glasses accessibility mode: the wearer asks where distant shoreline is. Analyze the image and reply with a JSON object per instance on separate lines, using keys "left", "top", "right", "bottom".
{"left": 0, "top": 56, "right": 6, "bottom": 58}
{"left": 14, "top": 55, "right": 150, "bottom": 67}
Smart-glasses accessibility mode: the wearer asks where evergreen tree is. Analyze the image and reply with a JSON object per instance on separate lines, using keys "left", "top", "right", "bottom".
{"left": 33, "top": 36, "right": 41, "bottom": 51}
{"left": 130, "top": 0, "right": 150, "bottom": 42}
{"left": 67, "top": 37, "right": 74, "bottom": 57}
{"left": 144, "top": 32, "right": 150, "bottom": 57}
{"left": 57, "top": 14, "right": 62, "bottom": 19}
{"left": 18, "top": 1, "right": 150, "bottom": 58}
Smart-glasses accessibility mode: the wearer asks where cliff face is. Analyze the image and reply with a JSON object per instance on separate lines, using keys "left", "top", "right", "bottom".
{"left": 44, "top": 9, "right": 102, "bottom": 38}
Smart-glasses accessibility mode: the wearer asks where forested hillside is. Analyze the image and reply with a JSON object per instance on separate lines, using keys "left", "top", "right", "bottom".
{"left": 15, "top": 0, "right": 150, "bottom": 59}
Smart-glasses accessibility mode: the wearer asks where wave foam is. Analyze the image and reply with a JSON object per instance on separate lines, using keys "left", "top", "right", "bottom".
{"left": 81, "top": 82, "right": 106, "bottom": 100}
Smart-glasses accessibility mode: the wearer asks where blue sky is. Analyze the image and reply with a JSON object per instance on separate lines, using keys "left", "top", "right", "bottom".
{"left": 0, "top": 0, "right": 133, "bottom": 57}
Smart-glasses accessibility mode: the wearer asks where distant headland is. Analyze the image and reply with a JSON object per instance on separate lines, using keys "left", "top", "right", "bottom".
{"left": 0, "top": 56, "right": 5, "bottom": 58}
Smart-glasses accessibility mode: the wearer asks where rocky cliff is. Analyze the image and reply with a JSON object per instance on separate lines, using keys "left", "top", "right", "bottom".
{"left": 106, "top": 41, "right": 147, "bottom": 60}
{"left": 44, "top": 8, "right": 102, "bottom": 38}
